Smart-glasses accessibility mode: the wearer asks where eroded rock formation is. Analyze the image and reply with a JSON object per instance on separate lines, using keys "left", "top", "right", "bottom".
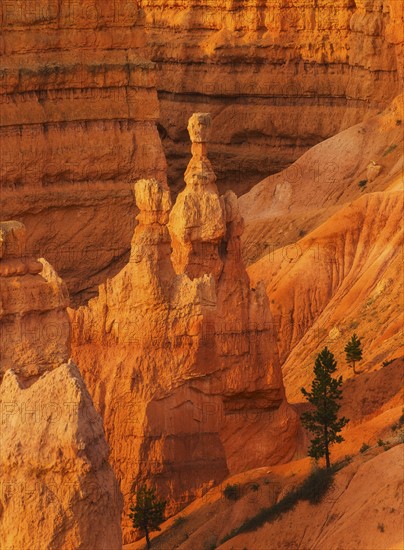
{"left": 0, "top": 0, "right": 166, "bottom": 305}
{"left": 138, "top": 0, "right": 403, "bottom": 194}
{"left": 248, "top": 189, "right": 403, "bottom": 402}
{"left": 240, "top": 94, "right": 404, "bottom": 265}
{"left": 70, "top": 113, "right": 299, "bottom": 543}
{"left": 0, "top": 221, "right": 122, "bottom": 549}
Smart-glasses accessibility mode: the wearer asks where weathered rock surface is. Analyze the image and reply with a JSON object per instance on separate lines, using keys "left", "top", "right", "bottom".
{"left": 240, "top": 94, "right": 403, "bottom": 265}
{"left": 70, "top": 113, "right": 299, "bottom": 544}
{"left": 0, "top": 0, "right": 166, "bottom": 305}
{"left": 221, "top": 445, "right": 404, "bottom": 550}
{"left": 248, "top": 188, "right": 403, "bottom": 402}
{"left": 0, "top": 221, "right": 122, "bottom": 549}
{"left": 139, "top": 0, "right": 403, "bottom": 194}
{"left": 240, "top": 94, "right": 403, "bottom": 403}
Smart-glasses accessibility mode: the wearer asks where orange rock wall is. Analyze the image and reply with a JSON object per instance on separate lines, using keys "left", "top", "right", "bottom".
{"left": 70, "top": 116, "right": 300, "bottom": 543}
{"left": 138, "top": 0, "right": 403, "bottom": 194}
{"left": 0, "top": 221, "right": 123, "bottom": 549}
{"left": 0, "top": 0, "right": 166, "bottom": 304}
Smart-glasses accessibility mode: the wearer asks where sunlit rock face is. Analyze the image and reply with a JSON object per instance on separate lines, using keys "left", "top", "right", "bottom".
{"left": 0, "top": 0, "right": 166, "bottom": 305}
{"left": 0, "top": 221, "right": 122, "bottom": 549}
{"left": 70, "top": 113, "right": 300, "bottom": 544}
{"left": 138, "top": 0, "right": 403, "bottom": 194}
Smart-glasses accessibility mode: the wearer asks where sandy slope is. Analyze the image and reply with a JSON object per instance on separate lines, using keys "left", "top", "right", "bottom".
{"left": 126, "top": 439, "right": 404, "bottom": 550}
{"left": 247, "top": 189, "right": 403, "bottom": 402}
{"left": 239, "top": 95, "right": 403, "bottom": 266}
{"left": 221, "top": 444, "right": 404, "bottom": 550}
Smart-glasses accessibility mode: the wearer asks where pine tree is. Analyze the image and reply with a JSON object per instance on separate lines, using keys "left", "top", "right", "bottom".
{"left": 129, "top": 485, "right": 166, "bottom": 549}
{"left": 344, "top": 333, "right": 363, "bottom": 374}
{"left": 301, "top": 347, "right": 349, "bottom": 468}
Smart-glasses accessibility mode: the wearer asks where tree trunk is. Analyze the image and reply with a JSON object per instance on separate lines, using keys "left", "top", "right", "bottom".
{"left": 352, "top": 361, "right": 357, "bottom": 374}
{"left": 145, "top": 527, "right": 151, "bottom": 550}
{"left": 324, "top": 426, "right": 330, "bottom": 469}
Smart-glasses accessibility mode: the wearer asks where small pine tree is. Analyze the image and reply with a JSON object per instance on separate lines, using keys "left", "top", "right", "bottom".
{"left": 129, "top": 485, "right": 166, "bottom": 550}
{"left": 344, "top": 333, "right": 363, "bottom": 374}
{"left": 301, "top": 347, "right": 349, "bottom": 468}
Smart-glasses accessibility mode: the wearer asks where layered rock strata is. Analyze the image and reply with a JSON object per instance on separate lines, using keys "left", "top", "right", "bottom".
{"left": 0, "top": 0, "right": 166, "bottom": 305}
{"left": 239, "top": 94, "right": 403, "bottom": 265}
{"left": 138, "top": 0, "right": 403, "bottom": 194}
{"left": 0, "top": 221, "right": 122, "bottom": 549}
{"left": 71, "top": 113, "right": 299, "bottom": 543}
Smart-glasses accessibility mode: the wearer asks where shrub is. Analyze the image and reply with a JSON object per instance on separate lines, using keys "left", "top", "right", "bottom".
{"left": 358, "top": 179, "right": 368, "bottom": 188}
{"left": 332, "top": 456, "right": 353, "bottom": 472}
{"left": 223, "top": 483, "right": 240, "bottom": 501}
{"left": 377, "top": 439, "right": 385, "bottom": 447}
{"left": 391, "top": 409, "right": 403, "bottom": 432}
{"left": 250, "top": 482, "right": 259, "bottom": 492}
{"left": 382, "top": 358, "right": 395, "bottom": 367}
{"left": 360, "top": 443, "right": 370, "bottom": 453}
{"left": 377, "top": 522, "right": 385, "bottom": 533}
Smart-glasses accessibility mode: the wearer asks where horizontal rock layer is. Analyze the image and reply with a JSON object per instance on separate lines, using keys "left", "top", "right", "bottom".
{"left": 0, "top": 0, "right": 166, "bottom": 305}
{"left": 138, "top": 0, "right": 403, "bottom": 194}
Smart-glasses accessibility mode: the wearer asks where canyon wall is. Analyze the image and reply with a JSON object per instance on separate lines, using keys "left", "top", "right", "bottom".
{"left": 0, "top": 221, "right": 122, "bottom": 549}
{"left": 0, "top": 0, "right": 166, "bottom": 305}
{"left": 138, "top": 0, "right": 403, "bottom": 194}
{"left": 239, "top": 93, "right": 403, "bottom": 264}
{"left": 248, "top": 189, "right": 403, "bottom": 401}
{"left": 70, "top": 114, "right": 299, "bottom": 544}
{"left": 244, "top": 96, "right": 403, "bottom": 401}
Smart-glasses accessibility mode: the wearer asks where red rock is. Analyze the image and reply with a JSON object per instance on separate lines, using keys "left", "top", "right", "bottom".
{"left": 138, "top": 0, "right": 403, "bottom": 194}
{"left": 0, "top": 221, "right": 122, "bottom": 549}
{"left": 0, "top": 0, "right": 166, "bottom": 305}
{"left": 70, "top": 113, "right": 299, "bottom": 544}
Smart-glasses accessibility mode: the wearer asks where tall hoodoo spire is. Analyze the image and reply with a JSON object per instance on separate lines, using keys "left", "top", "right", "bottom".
{"left": 168, "top": 113, "right": 226, "bottom": 279}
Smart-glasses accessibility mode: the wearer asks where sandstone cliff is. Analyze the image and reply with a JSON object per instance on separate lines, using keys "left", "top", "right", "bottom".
{"left": 248, "top": 189, "right": 403, "bottom": 402}
{"left": 0, "top": 221, "right": 122, "bottom": 549}
{"left": 0, "top": 0, "right": 166, "bottom": 305}
{"left": 70, "top": 113, "right": 299, "bottom": 544}
{"left": 138, "top": 0, "right": 403, "bottom": 194}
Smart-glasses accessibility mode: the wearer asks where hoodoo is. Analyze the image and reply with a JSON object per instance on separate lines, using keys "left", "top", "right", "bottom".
{"left": 0, "top": 222, "right": 122, "bottom": 549}
{"left": 70, "top": 113, "right": 299, "bottom": 543}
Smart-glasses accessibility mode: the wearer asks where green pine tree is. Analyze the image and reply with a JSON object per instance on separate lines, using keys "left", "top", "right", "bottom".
{"left": 129, "top": 485, "right": 166, "bottom": 550}
{"left": 344, "top": 333, "right": 363, "bottom": 374}
{"left": 301, "top": 347, "right": 349, "bottom": 469}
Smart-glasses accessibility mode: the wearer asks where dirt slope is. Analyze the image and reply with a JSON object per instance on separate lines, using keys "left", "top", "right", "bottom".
{"left": 240, "top": 94, "right": 403, "bottom": 266}
{"left": 125, "top": 438, "right": 404, "bottom": 550}
{"left": 247, "top": 189, "right": 403, "bottom": 401}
